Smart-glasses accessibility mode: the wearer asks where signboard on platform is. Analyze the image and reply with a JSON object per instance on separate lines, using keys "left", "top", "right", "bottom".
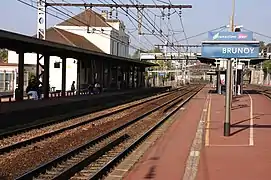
{"left": 208, "top": 32, "right": 253, "bottom": 41}
{"left": 201, "top": 43, "right": 259, "bottom": 58}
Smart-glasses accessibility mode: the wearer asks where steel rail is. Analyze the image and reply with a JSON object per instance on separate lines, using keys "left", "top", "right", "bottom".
{"left": 89, "top": 86, "right": 204, "bottom": 179}
{"left": 0, "top": 87, "right": 188, "bottom": 154}
{"left": 15, "top": 86, "right": 199, "bottom": 179}
{"left": 0, "top": 87, "right": 174, "bottom": 138}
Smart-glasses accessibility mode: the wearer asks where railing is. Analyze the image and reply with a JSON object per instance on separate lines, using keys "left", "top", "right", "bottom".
{"left": 0, "top": 89, "right": 93, "bottom": 103}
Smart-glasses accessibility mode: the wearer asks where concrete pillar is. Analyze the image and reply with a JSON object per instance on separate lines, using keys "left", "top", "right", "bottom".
{"left": 132, "top": 65, "right": 135, "bottom": 88}
{"left": 108, "top": 62, "right": 112, "bottom": 88}
{"left": 61, "top": 57, "right": 66, "bottom": 96}
{"left": 88, "top": 60, "right": 93, "bottom": 85}
{"left": 240, "top": 70, "right": 244, "bottom": 94}
{"left": 136, "top": 66, "right": 140, "bottom": 88}
{"left": 3, "top": 70, "right": 6, "bottom": 91}
{"left": 43, "top": 54, "right": 50, "bottom": 99}
{"left": 217, "top": 64, "right": 221, "bottom": 94}
{"left": 77, "top": 59, "right": 81, "bottom": 95}
{"left": 141, "top": 67, "right": 145, "bottom": 87}
{"left": 18, "top": 51, "right": 24, "bottom": 101}
{"left": 126, "top": 65, "right": 130, "bottom": 88}
{"left": 101, "top": 60, "right": 104, "bottom": 89}
{"left": 120, "top": 65, "right": 124, "bottom": 89}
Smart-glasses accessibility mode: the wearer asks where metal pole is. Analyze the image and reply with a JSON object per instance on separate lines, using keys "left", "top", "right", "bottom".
{"left": 217, "top": 63, "right": 221, "bottom": 94}
{"left": 235, "top": 59, "right": 238, "bottom": 96}
{"left": 224, "top": 0, "right": 235, "bottom": 136}
{"left": 224, "top": 59, "right": 232, "bottom": 136}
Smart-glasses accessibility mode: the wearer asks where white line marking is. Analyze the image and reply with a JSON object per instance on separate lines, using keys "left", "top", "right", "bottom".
{"left": 247, "top": 92, "right": 254, "bottom": 146}
{"left": 209, "top": 144, "right": 250, "bottom": 147}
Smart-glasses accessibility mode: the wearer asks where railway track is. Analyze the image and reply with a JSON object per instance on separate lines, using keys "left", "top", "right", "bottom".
{"left": 14, "top": 85, "right": 203, "bottom": 180}
{"left": 0, "top": 86, "right": 189, "bottom": 155}
{"left": 0, "top": 87, "right": 174, "bottom": 135}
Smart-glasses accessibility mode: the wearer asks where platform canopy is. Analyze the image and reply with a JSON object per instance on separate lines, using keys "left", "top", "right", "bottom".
{"left": 0, "top": 29, "right": 156, "bottom": 67}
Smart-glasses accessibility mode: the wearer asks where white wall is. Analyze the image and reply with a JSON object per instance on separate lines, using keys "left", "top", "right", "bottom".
{"left": 56, "top": 25, "right": 129, "bottom": 58}
{"left": 49, "top": 57, "right": 78, "bottom": 91}
{"left": 8, "top": 51, "right": 39, "bottom": 65}
{"left": 55, "top": 26, "right": 112, "bottom": 54}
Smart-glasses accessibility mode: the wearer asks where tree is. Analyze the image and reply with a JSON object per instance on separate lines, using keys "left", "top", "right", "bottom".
{"left": 147, "top": 47, "right": 162, "bottom": 53}
{"left": 266, "top": 43, "right": 271, "bottom": 53}
{"left": 263, "top": 60, "right": 271, "bottom": 73}
{"left": 0, "top": 49, "right": 8, "bottom": 63}
{"left": 259, "top": 41, "right": 265, "bottom": 52}
{"left": 131, "top": 48, "right": 145, "bottom": 59}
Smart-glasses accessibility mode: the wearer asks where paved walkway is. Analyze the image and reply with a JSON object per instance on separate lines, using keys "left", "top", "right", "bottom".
{"left": 197, "top": 91, "right": 271, "bottom": 180}
{"left": 123, "top": 86, "right": 210, "bottom": 180}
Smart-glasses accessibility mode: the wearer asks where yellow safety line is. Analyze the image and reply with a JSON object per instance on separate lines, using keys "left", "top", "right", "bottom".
{"left": 205, "top": 95, "right": 212, "bottom": 146}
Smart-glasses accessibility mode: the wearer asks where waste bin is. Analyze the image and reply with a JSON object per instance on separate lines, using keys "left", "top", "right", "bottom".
{"left": 15, "top": 88, "right": 21, "bottom": 101}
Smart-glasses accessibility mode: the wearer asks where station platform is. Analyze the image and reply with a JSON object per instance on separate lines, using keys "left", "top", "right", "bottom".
{"left": 0, "top": 87, "right": 171, "bottom": 131}
{"left": 123, "top": 87, "right": 271, "bottom": 180}
{"left": 197, "top": 90, "right": 271, "bottom": 180}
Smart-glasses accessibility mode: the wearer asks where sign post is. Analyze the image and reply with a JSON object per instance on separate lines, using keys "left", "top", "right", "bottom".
{"left": 202, "top": 36, "right": 259, "bottom": 136}
{"left": 225, "top": 59, "right": 232, "bottom": 136}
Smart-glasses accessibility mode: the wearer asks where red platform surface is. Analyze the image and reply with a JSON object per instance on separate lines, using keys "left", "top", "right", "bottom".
{"left": 197, "top": 91, "right": 271, "bottom": 180}
{"left": 123, "top": 87, "right": 210, "bottom": 180}
{"left": 123, "top": 88, "right": 271, "bottom": 180}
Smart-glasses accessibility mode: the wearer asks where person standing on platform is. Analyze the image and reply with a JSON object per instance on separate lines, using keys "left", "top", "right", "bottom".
{"left": 94, "top": 82, "right": 101, "bottom": 94}
{"left": 71, "top": 81, "right": 75, "bottom": 92}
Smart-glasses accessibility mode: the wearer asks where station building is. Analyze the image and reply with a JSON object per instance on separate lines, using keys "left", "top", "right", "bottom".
{"left": 7, "top": 9, "right": 132, "bottom": 92}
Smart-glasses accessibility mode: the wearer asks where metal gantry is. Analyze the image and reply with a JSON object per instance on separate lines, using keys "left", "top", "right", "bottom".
{"left": 36, "top": 0, "right": 46, "bottom": 87}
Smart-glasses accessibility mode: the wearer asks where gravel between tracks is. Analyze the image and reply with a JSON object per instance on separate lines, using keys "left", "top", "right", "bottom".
{"left": 0, "top": 90, "right": 187, "bottom": 179}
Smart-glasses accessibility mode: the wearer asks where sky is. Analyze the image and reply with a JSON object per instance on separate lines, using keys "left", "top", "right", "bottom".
{"left": 1, "top": 0, "right": 271, "bottom": 53}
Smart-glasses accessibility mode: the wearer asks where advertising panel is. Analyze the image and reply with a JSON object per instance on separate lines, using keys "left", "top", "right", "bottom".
{"left": 208, "top": 32, "right": 253, "bottom": 41}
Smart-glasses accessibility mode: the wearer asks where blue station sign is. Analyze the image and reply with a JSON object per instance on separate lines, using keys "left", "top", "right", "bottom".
{"left": 201, "top": 43, "right": 259, "bottom": 58}
{"left": 208, "top": 32, "right": 253, "bottom": 41}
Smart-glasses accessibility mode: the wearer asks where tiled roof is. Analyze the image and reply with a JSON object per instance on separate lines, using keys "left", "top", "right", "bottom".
{"left": 45, "top": 27, "right": 103, "bottom": 53}
{"left": 57, "top": 9, "right": 110, "bottom": 27}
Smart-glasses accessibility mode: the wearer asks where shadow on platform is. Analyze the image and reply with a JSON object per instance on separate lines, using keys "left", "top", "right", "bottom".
{"left": 231, "top": 104, "right": 249, "bottom": 110}
{"left": 144, "top": 165, "right": 157, "bottom": 179}
{"left": 243, "top": 90, "right": 262, "bottom": 94}
{"left": 230, "top": 113, "right": 271, "bottom": 136}
{"left": 208, "top": 90, "right": 217, "bottom": 94}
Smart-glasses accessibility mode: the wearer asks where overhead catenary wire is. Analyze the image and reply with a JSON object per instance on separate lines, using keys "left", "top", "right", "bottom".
{"left": 48, "top": 0, "right": 179, "bottom": 52}
{"left": 243, "top": 28, "right": 271, "bottom": 40}
{"left": 97, "top": 0, "right": 153, "bottom": 50}
{"left": 17, "top": 0, "right": 144, "bottom": 52}
{"left": 172, "top": 25, "right": 227, "bottom": 43}
{"left": 133, "top": 0, "right": 178, "bottom": 52}
{"left": 110, "top": 0, "right": 167, "bottom": 44}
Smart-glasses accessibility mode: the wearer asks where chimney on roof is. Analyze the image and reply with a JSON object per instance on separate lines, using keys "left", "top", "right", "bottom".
{"left": 101, "top": 10, "right": 108, "bottom": 20}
